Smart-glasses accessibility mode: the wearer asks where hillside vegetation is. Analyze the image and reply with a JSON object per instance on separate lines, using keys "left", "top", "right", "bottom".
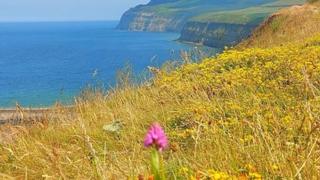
{"left": 1, "top": 34, "right": 320, "bottom": 179}
{"left": 191, "top": 0, "right": 305, "bottom": 24}
{"left": 239, "top": 1, "right": 320, "bottom": 48}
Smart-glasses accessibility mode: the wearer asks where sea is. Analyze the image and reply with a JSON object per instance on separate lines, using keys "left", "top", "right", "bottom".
{"left": 0, "top": 21, "right": 216, "bottom": 107}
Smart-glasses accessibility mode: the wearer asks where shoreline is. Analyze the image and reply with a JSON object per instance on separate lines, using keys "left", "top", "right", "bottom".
{"left": 0, "top": 106, "right": 74, "bottom": 125}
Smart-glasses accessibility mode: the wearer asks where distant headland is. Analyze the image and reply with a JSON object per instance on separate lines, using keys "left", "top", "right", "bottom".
{"left": 117, "top": 0, "right": 305, "bottom": 47}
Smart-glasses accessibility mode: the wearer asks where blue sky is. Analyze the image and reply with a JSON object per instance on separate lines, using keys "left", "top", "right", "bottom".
{"left": 0, "top": 0, "right": 149, "bottom": 22}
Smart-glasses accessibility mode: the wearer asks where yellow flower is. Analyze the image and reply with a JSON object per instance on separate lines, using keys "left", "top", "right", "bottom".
{"left": 179, "top": 167, "right": 189, "bottom": 175}
{"left": 207, "top": 170, "right": 230, "bottom": 180}
{"left": 249, "top": 172, "right": 262, "bottom": 180}
{"left": 272, "top": 164, "right": 279, "bottom": 171}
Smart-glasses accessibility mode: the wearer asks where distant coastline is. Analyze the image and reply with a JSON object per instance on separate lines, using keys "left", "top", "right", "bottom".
{"left": 117, "top": 0, "right": 305, "bottom": 48}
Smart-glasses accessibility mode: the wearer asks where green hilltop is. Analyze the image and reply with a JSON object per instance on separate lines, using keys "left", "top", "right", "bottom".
{"left": 119, "top": 0, "right": 305, "bottom": 29}
{"left": 192, "top": 0, "right": 306, "bottom": 24}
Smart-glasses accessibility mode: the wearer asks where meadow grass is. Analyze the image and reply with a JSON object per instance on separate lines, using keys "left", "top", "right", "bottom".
{"left": 239, "top": 2, "right": 320, "bottom": 48}
{"left": 191, "top": 0, "right": 305, "bottom": 24}
{"left": 0, "top": 32, "right": 320, "bottom": 179}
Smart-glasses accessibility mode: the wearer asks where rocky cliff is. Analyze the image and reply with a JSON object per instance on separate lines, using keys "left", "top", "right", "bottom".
{"left": 117, "top": 6, "right": 186, "bottom": 32}
{"left": 179, "top": 22, "right": 256, "bottom": 48}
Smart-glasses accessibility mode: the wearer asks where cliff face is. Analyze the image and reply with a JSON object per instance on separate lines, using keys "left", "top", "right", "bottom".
{"left": 117, "top": 7, "right": 186, "bottom": 32}
{"left": 179, "top": 22, "right": 256, "bottom": 48}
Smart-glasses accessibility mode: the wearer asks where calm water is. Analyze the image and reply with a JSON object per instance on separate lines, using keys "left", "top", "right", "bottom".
{"left": 0, "top": 21, "right": 213, "bottom": 107}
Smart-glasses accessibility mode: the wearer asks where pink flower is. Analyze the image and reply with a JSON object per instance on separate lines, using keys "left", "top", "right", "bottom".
{"left": 144, "top": 123, "right": 168, "bottom": 151}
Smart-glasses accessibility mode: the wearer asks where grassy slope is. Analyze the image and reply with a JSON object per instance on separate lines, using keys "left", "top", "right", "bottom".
{"left": 140, "top": 0, "right": 288, "bottom": 19}
{"left": 239, "top": 2, "right": 320, "bottom": 48}
{"left": 140, "top": 0, "right": 305, "bottom": 25}
{"left": 1, "top": 2, "right": 320, "bottom": 179}
{"left": 192, "top": 0, "right": 305, "bottom": 24}
{"left": 148, "top": 0, "right": 267, "bottom": 15}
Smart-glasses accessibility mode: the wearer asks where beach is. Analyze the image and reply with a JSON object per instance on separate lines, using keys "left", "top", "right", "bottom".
{"left": 0, "top": 106, "right": 74, "bottom": 125}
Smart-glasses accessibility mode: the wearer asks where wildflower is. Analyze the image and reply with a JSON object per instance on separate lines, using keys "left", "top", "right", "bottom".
{"left": 208, "top": 170, "right": 230, "bottom": 179}
{"left": 249, "top": 172, "right": 262, "bottom": 179}
{"left": 144, "top": 123, "right": 168, "bottom": 180}
{"left": 272, "top": 164, "right": 279, "bottom": 171}
{"left": 144, "top": 123, "right": 168, "bottom": 151}
{"left": 178, "top": 167, "right": 190, "bottom": 176}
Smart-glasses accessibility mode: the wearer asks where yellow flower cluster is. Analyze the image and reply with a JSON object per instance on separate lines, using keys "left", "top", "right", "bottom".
{"left": 178, "top": 167, "right": 263, "bottom": 180}
{"left": 155, "top": 35, "right": 320, "bottom": 178}
{"left": 156, "top": 34, "right": 320, "bottom": 132}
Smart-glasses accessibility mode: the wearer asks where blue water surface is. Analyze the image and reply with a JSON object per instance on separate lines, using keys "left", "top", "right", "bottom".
{"left": 0, "top": 21, "right": 211, "bottom": 107}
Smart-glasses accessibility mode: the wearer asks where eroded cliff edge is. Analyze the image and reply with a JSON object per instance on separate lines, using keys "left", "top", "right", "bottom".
{"left": 179, "top": 22, "right": 256, "bottom": 48}
{"left": 117, "top": 5, "right": 186, "bottom": 32}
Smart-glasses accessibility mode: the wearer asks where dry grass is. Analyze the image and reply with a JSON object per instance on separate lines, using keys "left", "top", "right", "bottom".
{"left": 239, "top": 2, "right": 320, "bottom": 48}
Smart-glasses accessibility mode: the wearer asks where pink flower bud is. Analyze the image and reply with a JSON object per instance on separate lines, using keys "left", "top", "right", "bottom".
{"left": 144, "top": 123, "right": 168, "bottom": 151}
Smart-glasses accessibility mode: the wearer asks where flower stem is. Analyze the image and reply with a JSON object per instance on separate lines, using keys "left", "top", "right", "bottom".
{"left": 151, "top": 148, "right": 161, "bottom": 180}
